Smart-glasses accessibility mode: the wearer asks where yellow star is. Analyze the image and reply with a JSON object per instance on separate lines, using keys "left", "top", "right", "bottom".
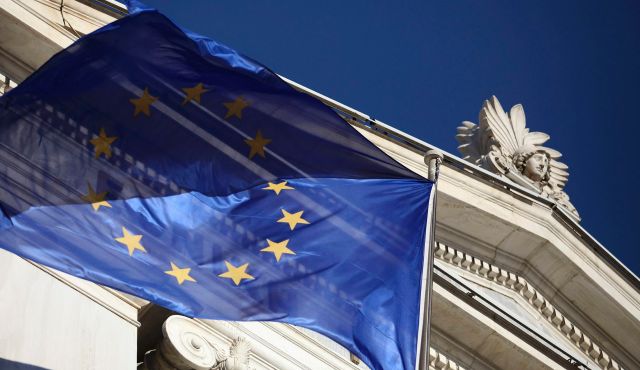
{"left": 114, "top": 227, "right": 146, "bottom": 256}
{"left": 245, "top": 130, "right": 271, "bottom": 159}
{"left": 261, "top": 239, "right": 295, "bottom": 262}
{"left": 165, "top": 262, "right": 196, "bottom": 284}
{"left": 181, "top": 83, "right": 209, "bottom": 105}
{"left": 277, "top": 209, "right": 310, "bottom": 230}
{"left": 90, "top": 128, "right": 117, "bottom": 159}
{"left": 262, "top": 181, "right": 294, "bottom": 195}
{"left": 82, "top": 183, "right": 111, "bottom": 211}
{"left": 218, "top": 261, "right": 254, "bottom": 286}
{"left": 129, "top": 88, "right": 157, "bottom": 117}
{"left": 223, "top": 96, "right": 249, "bottom": 119}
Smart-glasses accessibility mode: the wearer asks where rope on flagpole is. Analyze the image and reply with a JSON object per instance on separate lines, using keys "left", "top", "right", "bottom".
{"left": 59, "top": 0, "right": 82, "bottom": 39}
{"left": 417, "top": 149, "right": 443, "bottom": 370}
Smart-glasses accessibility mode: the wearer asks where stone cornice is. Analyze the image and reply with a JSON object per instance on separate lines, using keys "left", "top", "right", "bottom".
{"left": 434, "top": 241, "right": 623, "bottom": 370}
{"left": 436, "top": 162, "right": 639, "bottom": 310}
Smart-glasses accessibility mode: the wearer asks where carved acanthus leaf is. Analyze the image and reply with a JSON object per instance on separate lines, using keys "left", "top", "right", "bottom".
{"left": 224, "top": 337, "right": 251, "bottom": 370}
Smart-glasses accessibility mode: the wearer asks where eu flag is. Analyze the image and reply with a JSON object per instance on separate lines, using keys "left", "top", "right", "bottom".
{"left": 0, "top": 3, "right": 433, "bottom": 370}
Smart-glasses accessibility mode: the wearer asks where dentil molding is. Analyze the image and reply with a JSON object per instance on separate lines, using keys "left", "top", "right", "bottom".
{"left": 434, "top": 242, "right": 622, "bottom": 370}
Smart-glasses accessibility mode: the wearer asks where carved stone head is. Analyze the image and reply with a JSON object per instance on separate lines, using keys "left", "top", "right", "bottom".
{"left": 456, "top": 96, "right": 579, "bottom": 220}
{"left": 514, "top": 147, "right": 550, "bottom": 183}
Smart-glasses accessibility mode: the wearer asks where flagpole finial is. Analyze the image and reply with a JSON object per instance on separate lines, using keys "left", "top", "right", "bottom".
{"left": 424, "top": 149, "right": 444, "bottom": 181}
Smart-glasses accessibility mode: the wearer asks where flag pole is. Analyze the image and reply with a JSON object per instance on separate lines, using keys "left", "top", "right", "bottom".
{"left": 417, "top": 149, "right": 443, "bottom": 370}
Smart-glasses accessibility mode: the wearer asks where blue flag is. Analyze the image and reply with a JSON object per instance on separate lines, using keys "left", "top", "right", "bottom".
{"left": 0, "top": 3, "right": 433, "bottom": 370}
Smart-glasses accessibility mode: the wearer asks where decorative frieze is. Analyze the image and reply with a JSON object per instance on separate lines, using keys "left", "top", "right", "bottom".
{"left": 434, "top": 242, "right": 622, "bottom": 370}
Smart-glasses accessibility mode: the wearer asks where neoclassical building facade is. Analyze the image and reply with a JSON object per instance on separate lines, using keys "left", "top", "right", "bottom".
{"left": 0, "top": 1, "right": 638, "bottom": 369}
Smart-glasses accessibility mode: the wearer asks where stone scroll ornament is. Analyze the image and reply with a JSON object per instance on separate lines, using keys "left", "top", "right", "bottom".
{"left": 140, "top": 315, "right": 252, "bottom": 370}
{"left": 456, "top": 96, "right": 579, "bottom": 220}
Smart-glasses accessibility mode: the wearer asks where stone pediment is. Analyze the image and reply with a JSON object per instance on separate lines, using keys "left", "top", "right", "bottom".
{"left": 456, "top": 96, "right": 579, "bottom": 220}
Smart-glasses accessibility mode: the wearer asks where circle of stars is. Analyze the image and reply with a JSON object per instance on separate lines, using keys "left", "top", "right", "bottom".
{"left": 83, "top": 83, "right": 311, "bottom": 288}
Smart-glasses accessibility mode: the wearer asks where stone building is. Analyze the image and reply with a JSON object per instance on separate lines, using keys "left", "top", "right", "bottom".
{"left": 0, "top": 1, "right": 638, "bottom": 369}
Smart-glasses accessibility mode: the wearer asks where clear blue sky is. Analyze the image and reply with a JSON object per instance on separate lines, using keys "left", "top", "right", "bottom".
{"left": 137, "top": 0, "right": 640, "bottom": 275}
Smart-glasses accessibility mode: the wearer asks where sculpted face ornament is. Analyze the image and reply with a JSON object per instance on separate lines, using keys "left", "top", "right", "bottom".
{"left": 456, "top": 96, "right": 579, "bottom": 220}
{"left": 527, "top": 154, "right": 548, "bottom": 180}
{"left": 516, "top": 148, "right": 550, "bottom": 182}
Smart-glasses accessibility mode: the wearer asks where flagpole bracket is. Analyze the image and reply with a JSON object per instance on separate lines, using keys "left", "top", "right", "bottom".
{"left": 423, "top": 149, "right": 444, "bottom": 182}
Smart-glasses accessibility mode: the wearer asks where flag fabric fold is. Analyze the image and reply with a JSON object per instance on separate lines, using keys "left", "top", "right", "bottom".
{"left": 0, "top": 4, "right": 433, "bottom": 370}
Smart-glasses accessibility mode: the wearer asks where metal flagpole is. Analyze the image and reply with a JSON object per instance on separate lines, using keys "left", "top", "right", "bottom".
{"left": 417, "top": 149, "right": 443, "bottom": 370}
